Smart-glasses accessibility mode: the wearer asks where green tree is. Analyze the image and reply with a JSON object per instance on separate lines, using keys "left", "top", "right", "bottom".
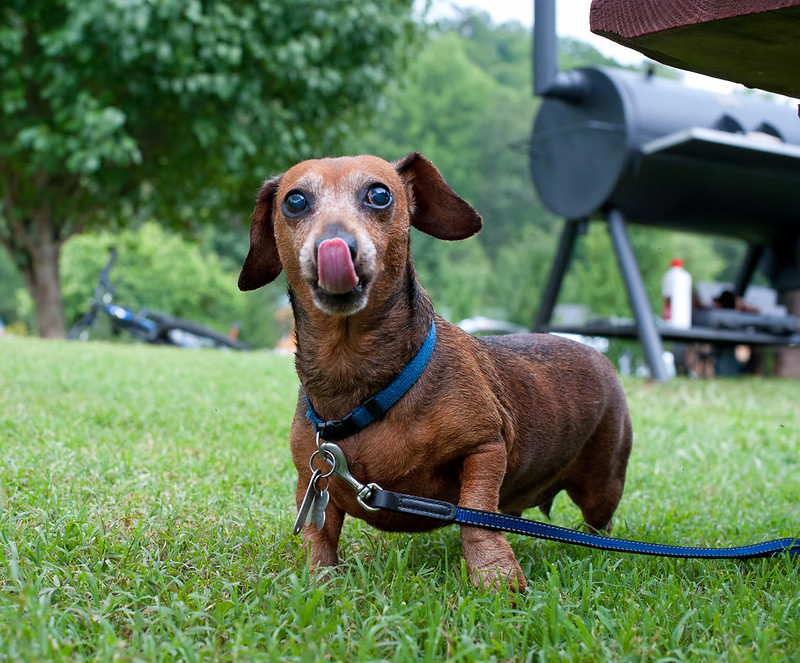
{"left": 0, "top": 0, "right": 416, "bottom": 337}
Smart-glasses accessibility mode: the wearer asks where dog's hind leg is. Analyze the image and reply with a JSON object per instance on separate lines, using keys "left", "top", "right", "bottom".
{"left": 565, "top": 410, "right": 632, "bottom": 534}
{"left": 538, "top": 497, "right": 554, "bottom": 519}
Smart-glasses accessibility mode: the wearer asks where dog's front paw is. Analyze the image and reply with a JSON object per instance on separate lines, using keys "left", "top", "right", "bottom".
{"left": 308, "top": 548, "right": 339, "bottom": 570}
{"left": 462, "top": 529, "right": 526, "bottom": 592}
{"left": 468, "top": 558, "right": 526, "bottom": 593}
{"left": 303, "top": 523, "right": 341, "bottom": 571}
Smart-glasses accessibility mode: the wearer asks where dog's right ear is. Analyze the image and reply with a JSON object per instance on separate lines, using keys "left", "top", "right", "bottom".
{"left": 394, "top": 152, "right": 482, "bottom": 240}
{"left": 238, "top": 175, "right": 283, "bottom": 291}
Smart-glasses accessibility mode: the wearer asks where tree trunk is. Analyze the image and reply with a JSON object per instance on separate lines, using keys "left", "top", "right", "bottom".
{"left": 23, "top": 231, "right": 66, "bottom": 339}
{"left": 3, "top": 178, "right": 70, "bottom": 339}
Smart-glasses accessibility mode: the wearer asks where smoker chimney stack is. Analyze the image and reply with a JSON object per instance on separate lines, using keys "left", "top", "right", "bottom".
{"left": 534, "top": 0, "right": 587, "bottom": 102}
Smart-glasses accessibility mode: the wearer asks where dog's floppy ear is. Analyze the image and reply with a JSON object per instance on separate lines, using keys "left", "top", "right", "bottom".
{"left": 238, "top": 175, "right": 283, "bottom": 291}
{"left": 394, "top": 152, "right": 482, "bottom": 240}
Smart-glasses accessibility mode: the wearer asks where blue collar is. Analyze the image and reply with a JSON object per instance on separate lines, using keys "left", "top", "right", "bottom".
{"left": 304, "top": 320, "right": 437, "bottom": 441}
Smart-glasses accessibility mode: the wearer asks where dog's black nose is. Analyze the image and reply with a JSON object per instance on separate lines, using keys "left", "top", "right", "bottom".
{"left": 315, "top": 224, "right": 357, "bottom": 260}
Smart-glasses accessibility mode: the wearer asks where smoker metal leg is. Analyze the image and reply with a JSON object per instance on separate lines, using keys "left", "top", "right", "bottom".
{"left": 607, "top": 209, "right": 669, "bottom": 381}
{"left": 734, "top": 244, "right": 764, "bottom": 297}
{"left": 534, "top": 219, "right": 582, "bottom": 331}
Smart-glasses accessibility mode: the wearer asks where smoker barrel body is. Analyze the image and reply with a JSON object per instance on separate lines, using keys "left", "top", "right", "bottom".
{"left": 530, "top": 67, "right": 800, "bottom": 246}
{"left": 530, "top": 0, "right": 800, "bottom": 379}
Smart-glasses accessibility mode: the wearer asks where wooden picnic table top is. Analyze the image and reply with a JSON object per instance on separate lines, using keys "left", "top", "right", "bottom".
{"left": 589, "top": 0, "right": 800, "bottom": 98}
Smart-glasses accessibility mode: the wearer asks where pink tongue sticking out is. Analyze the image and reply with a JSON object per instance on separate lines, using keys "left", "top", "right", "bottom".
{"left": 317, "top": 238, "right": 359, "bottom": 295}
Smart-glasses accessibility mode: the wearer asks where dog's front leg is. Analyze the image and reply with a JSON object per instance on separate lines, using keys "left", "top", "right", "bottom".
{"left": 296, "top": 483, "right": 344, "bottom": 572}
{"left": 459, "top": 445, "right": 526, "bottom": 592}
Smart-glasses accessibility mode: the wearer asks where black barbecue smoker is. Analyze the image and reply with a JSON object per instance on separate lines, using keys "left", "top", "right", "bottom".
{"left": 530, "top": 0, "right": 800, "bottom": 379}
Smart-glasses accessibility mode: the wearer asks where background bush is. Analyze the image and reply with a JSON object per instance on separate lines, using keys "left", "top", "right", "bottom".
{"left": 60, "top": 223, "right": 286, "bottom": 348}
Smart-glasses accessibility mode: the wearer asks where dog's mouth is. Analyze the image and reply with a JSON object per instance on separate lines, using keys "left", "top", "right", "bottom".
{"left": 317, "top": 238, "right": 360, "bottom": 295}
{"left": 311, "top": 238, "right": 371, "bottom": 315}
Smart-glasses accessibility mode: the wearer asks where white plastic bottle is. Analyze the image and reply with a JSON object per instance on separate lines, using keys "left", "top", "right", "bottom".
{"left": 662, "top": 258, "right": 692, "bottom": 328}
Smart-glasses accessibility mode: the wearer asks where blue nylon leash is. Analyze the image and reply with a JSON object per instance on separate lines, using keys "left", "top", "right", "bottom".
{"left": 454, "top": 507, "right": 799, "bottom": 560}
{"left": 305, "top": 320, "right": 437, "bottom": 441}
{"left": 366, "top": 486, "right": 800, "bottom": 560}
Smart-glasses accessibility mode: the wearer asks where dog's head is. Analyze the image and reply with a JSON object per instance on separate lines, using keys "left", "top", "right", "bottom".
{"left": 238, "top": 152, "right": 482, "bottom": 316}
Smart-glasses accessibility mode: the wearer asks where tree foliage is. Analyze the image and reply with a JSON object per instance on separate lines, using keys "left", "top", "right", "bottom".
{"left": 0, "top": 0, "right": 417, "bottom": 336}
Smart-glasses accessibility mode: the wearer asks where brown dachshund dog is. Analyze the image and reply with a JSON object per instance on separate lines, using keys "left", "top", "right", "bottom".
{"left": 239, "top": 153, "right": 632, "bottom": 591}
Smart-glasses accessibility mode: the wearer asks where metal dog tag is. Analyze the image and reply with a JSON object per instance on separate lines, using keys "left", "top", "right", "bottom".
{"left": 310, "top": 484, "right": 329, "bottom": 531}
{"left": 293, "top": 469, "right": 322, "bottom": 535}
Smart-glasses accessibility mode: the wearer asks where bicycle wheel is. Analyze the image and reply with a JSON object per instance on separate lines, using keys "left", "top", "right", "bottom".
{"left": 149, "top": 313, "right": 248, "bottom": 350}
{"left": 67, "top": 311, "right": 98, "bottom": 341}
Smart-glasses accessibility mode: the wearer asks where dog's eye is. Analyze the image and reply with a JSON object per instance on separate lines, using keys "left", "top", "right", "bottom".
{"left": 365, "top": 184, "right": 393, "bottom": 209}
{"left": 284, "top": 191, "right": 308, "bottom": 215}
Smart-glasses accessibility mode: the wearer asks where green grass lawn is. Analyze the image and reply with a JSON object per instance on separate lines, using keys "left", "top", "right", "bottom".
{"left": 1, "top": 336, "right": 798, "bottom": 662}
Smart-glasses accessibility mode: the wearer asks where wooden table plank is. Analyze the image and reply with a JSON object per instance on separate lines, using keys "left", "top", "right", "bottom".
{"left": 590, "top": 0, "right": 800, "bottom": 97}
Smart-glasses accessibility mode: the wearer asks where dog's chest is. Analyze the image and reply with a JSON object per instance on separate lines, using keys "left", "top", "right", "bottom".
{"left": 331, "top": 425, "right": 462, "bottom": 504}
{"left": 332, "top": 440, "right": 462, "bottom": 532}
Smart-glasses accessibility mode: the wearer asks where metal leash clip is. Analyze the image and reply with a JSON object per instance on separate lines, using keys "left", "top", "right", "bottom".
{"left": 318, "top": 441, "right": 382, "bottom": 512}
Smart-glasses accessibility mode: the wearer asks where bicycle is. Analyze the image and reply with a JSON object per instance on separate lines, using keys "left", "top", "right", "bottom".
{"left": 67, "top": 248, "right": 248, "bottom": 350}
